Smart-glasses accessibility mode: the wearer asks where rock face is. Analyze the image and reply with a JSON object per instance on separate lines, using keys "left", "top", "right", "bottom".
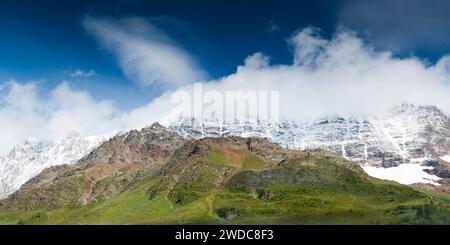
{"left": 168, "top": 104, "right": 450, "bottom": 181}
{"left": 0, "top": 123, "right": 186, "bottom": 210}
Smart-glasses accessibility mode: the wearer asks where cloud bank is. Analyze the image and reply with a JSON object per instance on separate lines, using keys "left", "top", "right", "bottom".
{"left": 155, "top": 27, "right": 450, "bottom": 122}
{"left": 83, "top": 16, "right": 207, "bottom": 88}
{"left": 2, "top": 26, "right": 450, "bottom": 154}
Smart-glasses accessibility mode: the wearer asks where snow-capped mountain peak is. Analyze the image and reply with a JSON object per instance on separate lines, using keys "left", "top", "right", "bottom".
{"left": 0, "top": 132, "right": 105, "bottom": 199}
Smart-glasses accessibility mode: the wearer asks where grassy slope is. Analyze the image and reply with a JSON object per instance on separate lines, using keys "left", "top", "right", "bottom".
{"left": 243, "top": 153, "right": 267, "bottom": 170}
{"left": 0, "top": 177, "right": 221, "bottom": 225}
{"left": 1, "top": 178, "right": 450, "bottom": 224}
{"left": 1, "top": 150, "right": 450, "bottom": 225}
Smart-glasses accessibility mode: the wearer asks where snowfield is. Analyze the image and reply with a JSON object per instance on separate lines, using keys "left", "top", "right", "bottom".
{"left": 362, "top": 163, "right": 441, "bottom": 185}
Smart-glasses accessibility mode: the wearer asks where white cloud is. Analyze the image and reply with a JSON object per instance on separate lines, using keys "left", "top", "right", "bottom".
{"left": 69, "top": 69, "right": 97, "bottom": 78}
{"left": 83, "top": 16, "right": 207, "bottom": 88}
{"left": 241, "top": 52, "right": 270, "bottom": 70}
{"left": 0, "top": 81, "right": 122, "bottom": 154}
{"left": 289, "top": 27, "right": 327, "bottom": 68}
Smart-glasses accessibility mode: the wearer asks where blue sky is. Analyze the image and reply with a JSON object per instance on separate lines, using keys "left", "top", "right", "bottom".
{"left": 2, "top": 0, "right": 450, "bottom": 109}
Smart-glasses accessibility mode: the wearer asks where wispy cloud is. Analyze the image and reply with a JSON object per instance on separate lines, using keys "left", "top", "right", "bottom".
{"left": 266, "top": 20, "right": 280, "bottom": 32}
{"left": 83, "top": 16, "right": 207, "bottom": 89}
{"left": 69, "top": 69, "right": 97, "bottom": 78}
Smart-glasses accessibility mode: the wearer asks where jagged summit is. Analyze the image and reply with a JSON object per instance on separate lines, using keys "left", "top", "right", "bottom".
{"left": 148, "top": 122, "right": 165, "bottom": 129}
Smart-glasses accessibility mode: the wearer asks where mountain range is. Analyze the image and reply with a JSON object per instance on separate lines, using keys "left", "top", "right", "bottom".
{"left": 1, "top": 103, "right": 449, "bottom": 198}
{"left": 0, "top": 104, "right": 449, "bottom": 224}
{"left": 0, "top": 122, "right": 449, "bottom": 224}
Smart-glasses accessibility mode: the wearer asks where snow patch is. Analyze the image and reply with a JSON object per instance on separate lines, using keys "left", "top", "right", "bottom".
{"left": 440, "top": 155, "right": 450, "bottom": 163}
{"left": 362, "top": 163, "right": 441, "bottom": 185}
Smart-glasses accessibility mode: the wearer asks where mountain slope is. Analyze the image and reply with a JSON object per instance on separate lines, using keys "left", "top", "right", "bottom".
{"left": 0, "top": 123, "right": 185, "bottom": 210}
{"left": 1, "top": 124, "right": 449, "bottom": 224}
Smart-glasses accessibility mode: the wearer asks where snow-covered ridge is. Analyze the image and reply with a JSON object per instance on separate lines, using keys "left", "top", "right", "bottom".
{"left": 0, "top": 132, "right": 105, "bottom": 199}
{"left": 167, "top": 104, "right": 450, "bottom": 186}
